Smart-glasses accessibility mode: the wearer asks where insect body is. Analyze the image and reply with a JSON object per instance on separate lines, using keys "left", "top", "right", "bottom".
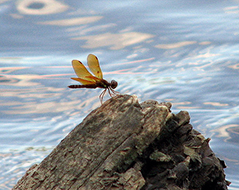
{"left": 68, "top": 54, "right": 118, "bottom": 103}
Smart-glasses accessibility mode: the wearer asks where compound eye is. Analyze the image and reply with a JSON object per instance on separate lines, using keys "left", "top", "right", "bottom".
{"left": 111, "top": 80, "right": 118, "bottom": 89}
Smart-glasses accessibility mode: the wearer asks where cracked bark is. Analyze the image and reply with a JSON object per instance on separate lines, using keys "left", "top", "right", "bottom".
{"left": 13, "top": 95, "right": 230, "bottom": 190}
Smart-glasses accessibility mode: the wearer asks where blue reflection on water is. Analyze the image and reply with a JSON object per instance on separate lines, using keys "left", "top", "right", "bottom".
{"left": 0, "top": 0, "right": 239, "bottom": 189}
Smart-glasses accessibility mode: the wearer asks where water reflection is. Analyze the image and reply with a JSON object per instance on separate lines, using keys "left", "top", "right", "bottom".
{"left": 155, "top": 41, "right": 197, "bottom": 49}
{"left": 38, "top": 16, "right": 103, "bottom": 26}
{"left": 14, "top": 0, "right": 155, "bottom": 52}
{"left": 72, "top": 32, "right": 154, "bottom": 50}
{"left": 16, "top": 0, "right": 68, "bottom": 15}
{"left": 0, "top": 75, "right": 19, "bottom": 83}
{"left": 228, "top": 63, "right": 239, "bottom": 70}
{"left": 0, "top": 66, "right": 29, "bottom": 74}
{"left": 212, "top": 124, "right": 239, "bottom": 142}
{"left": 0, "top": 148, "right": 51, "bottom": 190}
{"left": 1, "top": 0, "right": 239, "bottom": 188}
{"left": 223, "top": 6, "right": 239, "bottom": 14}
{"left": 155, "top": 41, "right": 212, "bottom": 50}
{"left": 2, "top": 96, "right": 88, "bottom": 115}
{"left": 204, "top": 102, "right": 229, "bottom": 107}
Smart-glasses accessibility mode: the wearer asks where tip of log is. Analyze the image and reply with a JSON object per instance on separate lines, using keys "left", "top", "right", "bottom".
{"left": 13, "top": 94, "right": 230, "bottom": 190}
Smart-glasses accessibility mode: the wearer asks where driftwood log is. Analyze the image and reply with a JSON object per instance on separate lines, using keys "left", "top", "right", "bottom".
{"left": 13, "top": 94, "right": 230, "bottom": 190}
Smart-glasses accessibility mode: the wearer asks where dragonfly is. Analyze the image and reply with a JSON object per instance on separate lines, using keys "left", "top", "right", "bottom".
{"left": 68, "top": 54, "right": 118, "bottom": 103}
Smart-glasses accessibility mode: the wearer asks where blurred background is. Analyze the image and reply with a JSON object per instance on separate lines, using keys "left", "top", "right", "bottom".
{"left": 0, "top": 0, "right": 239, "bottom": 189}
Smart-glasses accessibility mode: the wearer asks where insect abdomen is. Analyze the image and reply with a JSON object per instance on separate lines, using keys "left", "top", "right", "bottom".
{"left": 68, "top": 84, "right": 98, "bottom": 89}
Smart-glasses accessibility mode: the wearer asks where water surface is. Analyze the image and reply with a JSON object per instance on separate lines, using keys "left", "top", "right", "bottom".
{"left": 0, "top": 0, "right": 239, "bottom": 189}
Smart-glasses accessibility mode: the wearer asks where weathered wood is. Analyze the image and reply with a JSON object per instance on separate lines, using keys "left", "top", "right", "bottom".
{"left": 13, "top": 95, "right": 229, "bottom": 190}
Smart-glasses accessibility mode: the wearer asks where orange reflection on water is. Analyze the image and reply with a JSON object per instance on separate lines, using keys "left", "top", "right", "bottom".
{"left": 1, "top": 73, "right": 49, "bottom": 87}
{"left": 155, "top": 41, "right": 211, "bottom": 49}
{"left": 0, "top": 67, "right": 29, "bottom": 74}
{"left": 211, "top": 124, "right": 239, "bottom": 140}
{"left": 176, "top": 106, "right": 201, "bottom": 109}
{"left": 71, "top": 32, "right": 154, "bottom": 50}
{"left": 192, "top": 52, "right": 219, "bottom": 59}
{"left": 155, "top": 41, "right": 197, "bottom": 49}
{"left": 114, "top": 57, "right": 155, "bottom": 66}
{"left": 0, "top": 65, "right": 71, "bottom": 86}
{"left": 1, "top": 87, "right": 100, "bottom": 115}
{"left": 228, "top": 63, "right": 239, "bottom": 70}
{"left": 2, "top": 97, "right": 82, "bottom": 115}
{"left": 38, "top": 16, "right": 103, "bottom": 26}
{"left": 0, "top": 87, "right": 63, "bottom": 99}
{"left": 166, "top": 101, "right": 201, "bottom": 110}
{"left": 223, "top": 6, "right": 239, "bottom": 14}
{"left": 172, "top": 101, "right": 192, "bottom": 105}
{"left": 204, "top": 102, "right": 229, "bottom": 107}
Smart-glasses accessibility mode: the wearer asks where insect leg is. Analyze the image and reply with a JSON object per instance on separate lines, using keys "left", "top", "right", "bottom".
{"left": 99, "top": 89, "right": 107, "bottom": 104}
